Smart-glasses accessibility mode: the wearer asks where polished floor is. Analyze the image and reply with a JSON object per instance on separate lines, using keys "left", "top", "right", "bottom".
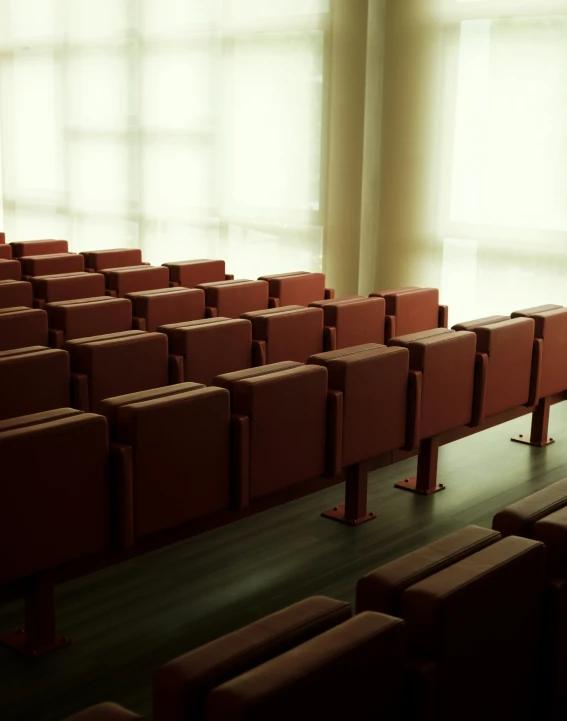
{"left": 3, "top": 404, "right": 567, "bottom": 721}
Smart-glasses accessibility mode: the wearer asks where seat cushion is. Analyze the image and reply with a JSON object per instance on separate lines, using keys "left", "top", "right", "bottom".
{"left": 0, "top": 307, "right": 48, "bottom": 351}
{"left": 452, "top": 315, "right": 509, "bottom": 331}
{"left": 126, "top": 287, "right": 205, "bottom": 331}
{"left": 493, "top": 477, "right": 567, "bottom": 537}
{"left": 163, "top": 259, "right": 226, "bottom": 288}
{"left": 259, "top": 272, "right": 327, "bottom": 306}
{"left": 197, "top": 280, "right": 269, "bottom": 318}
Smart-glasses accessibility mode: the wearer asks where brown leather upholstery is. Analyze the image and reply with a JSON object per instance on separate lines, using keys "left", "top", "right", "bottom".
{"left": 356, "top": 525, "right": 501, "bottom": 615}
{"left": 310, "top": 296, "right": 385, "bottom": 349}
{"left": 197, "top": 279, "right": 269, "bottom": 318}
{"left": 102, "top": 265, "right": 170, "bottom": 298}
{"left": 0, "top": 243, "right": 11, "bottom": 259}
{"left": 0, "top": 279, "right": 33, "bottom": 309}
{"left": 218, "top": 364, "right": 327, "bottom": 503}
{"left": 309, "top": 344, "right": 409, "bottom": 467}
{"left": 46, "top": 297, "right": 133, "bottom": 347}
{"left": 163, "top": 259, "right": 227, "bottom": 288}
{"left": 371, "top": 286, "right": 441, "bottom": 338}
{"left": 30, "top": 272, "right": 106, "bottom": 308}
{"left": 258, "top": 271, "right": 327, "bottom": 306}
{"left": 242, "top": 306, "right": 324, "bottom": 364}
{"left": 213, "top": 361, "right": 301, "bottom": 389}
{"left": 493, "top": 478, "right": 567, "bottom": 537}
{"left": 100, "top": 384, "right": 230, "bottom": 541}
{"left": 19, "top": 252, "right": 84, "bottom": 277}
{"left": 62, "top": 703, "right": 142, "bottom": 721}
{"left": 0, "top": 408, "right": 109, "bottom": 584}
{"left": 0, "top": 258, "right": 22, "bottom": 281}
{"left": 402, "top": 536, "right": 545, "bottom": 721}
{"left": 81, "top": 248, "right": 143, "bottom": 272}
{"left": 389, "top": 328, "right": 476, "bottom": 438}
{"left": 0, "top": 307, "right": 48, "bottom": 351}
{"left": 126, "top": 287, "right": 205, "bottom": 331}
{"left": 10, "top": 239, "right": 68, "bottom": 257}
{"left": 452, "top": 315, "right": 509, "bottom": 331}
{"left": 153, "top": 596, "right": 351, "bottom": 721}
{"left": 0, "top": 347, "right": 70, "bottom": 420}
{"left": 65, "top": 331, "right": 168, "bottom": 413}
{"left": 205, "top": 612, "right": 406, "bottom": 721}
{"left": 160, "top": 318, "right": 253, "bottom": 386}
{"left": 512, "top": 306, "right": 567, "bottom": 397}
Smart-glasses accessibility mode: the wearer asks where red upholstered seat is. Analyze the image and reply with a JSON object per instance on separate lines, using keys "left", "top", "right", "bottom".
{"left": 159, "top": 318, "right": 253, "bottom": 385}
{"left": 19, "top": 252, "right": 84, "bottom": 278}
{"left": 163, "top": 259, "right": 229, "bottom": 288}
{"left": 309, "top": 296, "right": 386, "bottom": 350}
{"left": 102, "top": 265, "right": 170, "bottom": 298}
{"left": 0, "top": 347, "right": 70, "bottom": 420}
{"left": 205, "top": 612, "right": 405, "bottom": 721}
{"left": 81, "top": 248, "right": 144, "bottom": 272}
{"left": 65, "top": 331, "right": 169, "bottom": 413}
{"left": 0, "top": 258, "right": 21, "bottom": 281}
{"left": 30, "top": 272, "right": 106, "bottom": 309}
{"left": 242, "top": 305, "right": 324, "bottom": 364}
{"left": 126, "top": 287, "right": 205, "bottom": 332}
{"left": 0, "top": 307, "right": 48, "bottom": 351}
{"left": 46, "top": 297, "right": 133, "bottom": 348}
{"left": 197, "top": 279, "right": 269, "bottom": 318}
{"left": 258, "top": 271, "right": 332, "bottom": 307}
{"left": 0, "top": 232, "right": 7, "bottom": 248}
{"left": 213, "top": 364, "right": 327, "bottom": 505}
{"left": 99, "top": 383, "right": 230, "bottom": 545}
{"left": 10, "top": 239, "right": 68, "bottom": 257}
{"left": 153, "top": 596, "right": 350, "bottom": 721}
{"left": 62, "top": 705, "right": 143, "bottom": 721}
{"left": 371, "top": 286, "right": 447, "bottom": 341}
{"left": 0, "top": 244, "right": 12, "bottom": 259}
{"left": 493, "top": 477, "right": 567, "bottom": 538}
{"left": 0, "top": 279, "right": 33, "bottom": 309}
{"left": 0, "top": 408, "right": 109, "bottom": 584}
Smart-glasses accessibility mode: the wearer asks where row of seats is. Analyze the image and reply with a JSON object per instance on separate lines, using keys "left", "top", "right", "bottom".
{"left": 61, "top": 486, "right": 567, "bottom": 721}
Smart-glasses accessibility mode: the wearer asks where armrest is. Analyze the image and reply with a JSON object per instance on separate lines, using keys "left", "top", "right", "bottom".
{"left": 105, "top": 289, "right": 118, "bottom": 298}
{"left": 324, "top": 288, "right": 335, "bottom": 300}
{"left": 438, "top": 305, "right": 449, "bottom": 329}
{"left": 252, "top": 339, "right": 267, "bottom": 366}
{"left": 132, "top": 316, "right": 146, "bottom": 331}
{"left": 109, "top": 442, "right": 135, "bottom": 549}
{"left": 230, "top": 414, "right": 250, "bottom": 509}
{"left": 48, "top": 328, "right": 65, "bottom": 349}
{"left": 204, "top": 306, "right": 218, "bottom": 318}
{"left": 225, "top": 273, "right": 234, "bottom": 281}
{"left": 326, "top": 389, "right": 343, "bottom": 478}
{"left": 384, "top": 314, "right": 396, "bottom": 342}
{"left": 168, "top": 354, "right": 184, "bottom": 384}
{"left": 470, "top": 352, "right": 488, "bottom": 427}
{"left": 268, "top": 297, "right": 281, "bottom": 309}
{"left": 323, "top": 326, "right": 336, "bottom": 352}
{"left": 528, "top": 338, "right": 542, "bottom": 407}
{"left": 404, "top": 370, "right": 421, "bottom": 450}
{"left": 70, "top": 372, "right": 90, "bottom": 412}
{"left": 33, "top": 298, "right": 46, "bottom": 310}
{"left": 169, "top": 280, "right": 180, "bottom": 288}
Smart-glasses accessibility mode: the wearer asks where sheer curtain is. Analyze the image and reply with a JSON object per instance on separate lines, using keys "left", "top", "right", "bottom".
{"left": 0, "top": 0, "right": 328, "bottom": 278}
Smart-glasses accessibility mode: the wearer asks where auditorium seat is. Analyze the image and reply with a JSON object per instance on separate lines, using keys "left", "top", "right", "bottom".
{"left": 65, "top": 331, "right": 169, "bottom": 413}
{"left": 0, "top": 243, "right": 12, "bottom": 259}
{"left": 81, "top": 248, "right": 144, "bottom": 273}
{"left": 163, "top": 259, "right": 231, "bottom": 288}
{"left": 62, "top": 705, "right": 143, "bottom": 721}
{"left": 371, "top": 286, "right": 448, "bottom": 341}
{"left": 0, "top": 279, "right": 33, "bottom": 309}
{"left": 19, "top": 252, "right": 84, "bottom": 278}
{"left": 357, "top": 530, "right": 544, "bottom": 721}
{"left": 388, "top": 328, "right": 476, "bottom": 493}
{"left": 453, "top": 316, "right": 535, "bottom": 425}
{"left": 241, "top": 305, "right": 324, "bottom": 364}
{"left": 153, "top": 596, "right": 351, "bottom": 721}
{"left": 0, "top": 347, "right": 70, "bottom": 420}
{"left": 46, "top": 297, "right": 133, "bottom": 348}
{"left": 102, "top": 265, "right": 170, "bottom": 298}
{"left": 197, "top": 279, "right": 269, "bottom": 318}
{"left": 127, "top": 287, "right": 205, "bottom": 332}
{"left": 30, "top": 272, "right": 106, "bottom": 309}
{"left": 258, "top": 271, "right": 333, "bottom": 307}
{"left": 10, "top": 239, "right": 68, "bottom": 257}
{"left": 213, "top": 363, "right": 327, "bottom": 506}
{"left": 309, "top": 295, "right": 386, "bottom": 350}
{"left": 99, "top": 383, "right": 230, "bottom": 546}
{"left": 205, "top": 612, "right": 405, "bottom": 721}
{"left": 159, "top": 318, "right": 253, "bottom": 385}
{"left": 0, "top": 307, "right": 48, "bottom": 351}
{"left": 0, "top": 231, "right": 5, "bottom": 244}
{"left": 0, "top": 258, "right": 22, "bottom": 281}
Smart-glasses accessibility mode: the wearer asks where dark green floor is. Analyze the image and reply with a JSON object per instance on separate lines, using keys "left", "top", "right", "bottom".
{"left": 3, "top": 405, "right": 567, "bottom": 721}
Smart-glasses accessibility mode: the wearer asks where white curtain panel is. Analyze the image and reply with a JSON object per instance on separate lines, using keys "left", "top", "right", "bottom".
{"left": 0, "top": 0, "right": 328, "bottom": 277}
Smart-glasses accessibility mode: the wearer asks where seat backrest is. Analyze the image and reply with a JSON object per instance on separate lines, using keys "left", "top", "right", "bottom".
{"left": 258, "top": 271, "right": 327, "bottom": 306}
{"left": 19, "top": 252, "right": 85, "bottom": 277}
{"left": 10, "top": 239, "right": 68, "bottom": 257}
{"left": 0, "top": 408, "right": 109, "bottom": 583}
{"left": 61, "top": 704, "right": 143, "bottom": 721}
{"left": 0, "top": 346, "right": 70, "bottom": 420}
{"left": 310, "top": 296, "right": 386, "bottom": 348}
{"left": 0, "top": 279, "right": 33, "bottom": 309}
{"left": 0, "top": 307, "right": 48, "bottom": 351}
{"left": 126, "top": 287, "right": 205, "bottom": 331}
{"left": 0, "top": 258, "right": 22, "bottom": 281}
{"left": 46, "top": 296, "right": 133, "bottom": 343}
{"left": 309, "top": 344, "right": 409, "bottom": 466}
{"left": 66, "top": 331, "right": 168, "bottom": 413}
{"left": 0, "top": 243, "right": 11, "bottom": 259}
{"left": 160, "top": 318, "right": 253, "bottom": 385}
{"left": 197, "top": 280, "right": 269, "bottom": 318}
{"left": 153, "top": 596, "right": 351, "bottom": 721}
{"left": 163, "top": 259, "right": 226, "bottom": 288}
{"left": 205, "top": 612, "right": 406, "bottom": 721}
{"left": 81, "top": 248, "right": 143, "bottom": 272}
{"left": 31, "top": 272, "right": 106, "bottom": 305}
{"left": 372, "top": 287, "right": 440, "bottom": 337}
{"left": 452, "top": 315, "right": 508, "bottom": 331}
{"left": 242, "top": 306, "right": 324, "bottom": 364}
{"left": 492, "top": 477, "right": 567, "bottom": 537}
{"left": 102, "top": 265, "right": 170, "bottom": 297}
